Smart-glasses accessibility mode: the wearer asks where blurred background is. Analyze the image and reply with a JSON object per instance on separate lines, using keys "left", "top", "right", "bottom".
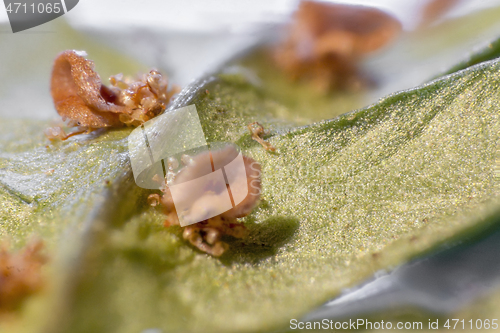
{"left": 2, "top": 0, "right": 500, "bottom": 120}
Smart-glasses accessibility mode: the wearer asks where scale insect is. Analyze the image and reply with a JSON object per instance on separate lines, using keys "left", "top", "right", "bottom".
{"left": 46, "top": 50, "right": 178, "bottom": 140}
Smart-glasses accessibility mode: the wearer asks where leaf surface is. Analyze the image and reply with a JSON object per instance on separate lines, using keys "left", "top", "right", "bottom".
{"left": 55, "top": 58, "right": 500, "bottom": 333}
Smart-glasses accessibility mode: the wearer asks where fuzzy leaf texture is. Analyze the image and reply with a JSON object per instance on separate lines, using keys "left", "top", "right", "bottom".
{"left": 42, "top": 58, "right": 500, "bottom": 333}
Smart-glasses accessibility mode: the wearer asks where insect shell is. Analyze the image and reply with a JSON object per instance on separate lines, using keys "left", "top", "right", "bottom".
{"left": 46, "top": 50, "right": 178, "bottom": 140}
{"left": 150, "top": 145, "right": 262, "bottom": 257}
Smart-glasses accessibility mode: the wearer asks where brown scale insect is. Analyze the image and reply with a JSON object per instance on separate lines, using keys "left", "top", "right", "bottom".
{"left": 248, "top": 122, "right": 276, "bottom": 152}
{"left": 46, "top": 50, "right": 179, "bottom": 140}
{"left": 149, "top": 145, "right": 262, "bottom": 257}
{"left": 274, "top": 1, "right": 402, "bottom": 91}
{"left": 0, "top": 239, "right": 48, "bottom": 312}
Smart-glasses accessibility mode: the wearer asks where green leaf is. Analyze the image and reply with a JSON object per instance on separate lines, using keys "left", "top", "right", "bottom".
{"left": 0, "top": 120, "right": 132, "bottom": 250}
{"left": 50, "top": 57, "right": 500, "bottom": 333}
{"left": 1, "top": 11, "right": 500, "bottom": 333}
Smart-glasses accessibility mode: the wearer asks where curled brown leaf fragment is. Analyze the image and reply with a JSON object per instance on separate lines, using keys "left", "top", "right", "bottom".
{"left": 46, "top": 50, "right": 179, "bottom": 140}
{"left": 155, "top": 146, "right": 261, "bottom": 256}
{"left": 0, "top": 239, "right": 48, "bottom": 312}
{"left": 248, "top": 122, "right": 276, "bottom": 152}
{"left": 274, "top": 1, "right": 402, "bottom": 91}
